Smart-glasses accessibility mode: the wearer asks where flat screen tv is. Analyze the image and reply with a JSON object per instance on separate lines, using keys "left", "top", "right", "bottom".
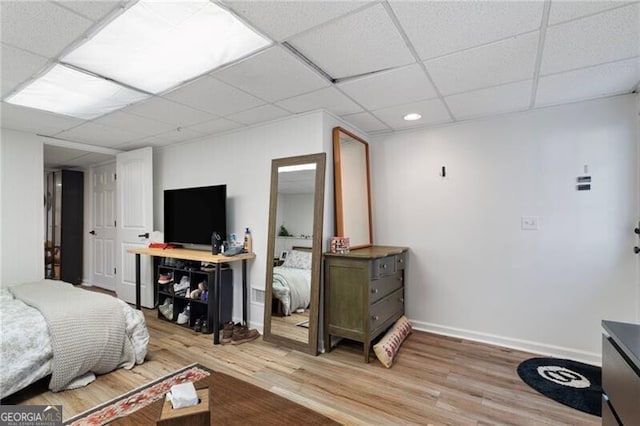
{"left": 164, "top": 184, "right": 227, "bottom": 246}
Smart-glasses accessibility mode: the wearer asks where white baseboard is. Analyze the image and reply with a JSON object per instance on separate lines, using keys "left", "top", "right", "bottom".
{"left": 409, "top": 319, "right": 601, "bottom": 366}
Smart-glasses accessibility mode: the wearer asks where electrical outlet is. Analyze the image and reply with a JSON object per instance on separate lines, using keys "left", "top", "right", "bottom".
{"left": 521, "top": 216, "right": 539, "bottom": 231}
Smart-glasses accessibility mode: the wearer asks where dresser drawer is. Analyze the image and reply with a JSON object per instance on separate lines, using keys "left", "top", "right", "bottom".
{"left": 369, "top": 273, "right": 403, "bottom": 304}
{"left": 395, "top": 252, "right": 406, "bottom": 271}
{"left": 602, "top": 335, "right": 640, "bottom": 426}
{"left": 369, "top": 288, "right": 404, "bottom": 332}
{"left": 371, "top": 255, "right": 396, "bottom": 278}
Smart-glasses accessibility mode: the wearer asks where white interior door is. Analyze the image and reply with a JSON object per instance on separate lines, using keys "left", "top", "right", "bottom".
{"left": 90, "top": 162, "right": 116, "bottom": 291}
{"left": 116, "top": 147, "right": 153, "bottom": 308}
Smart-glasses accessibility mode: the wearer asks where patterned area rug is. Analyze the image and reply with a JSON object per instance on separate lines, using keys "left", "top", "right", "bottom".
{"left": 64, "top": 364, "right": 213, "bottom": 425}
{"left": 517, "top": 357, "right": 602, "bottom": 417}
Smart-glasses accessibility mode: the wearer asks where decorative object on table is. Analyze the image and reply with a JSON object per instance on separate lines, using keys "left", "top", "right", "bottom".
{"left": 373, "top": 315, "right": 412, "bottom": 368}
{"left": 517, "top": 357, "right": 602, "bottom": 416}
{"left": 329, "top": 236, "right": 350, "bottom": 254}
{"left": 64, "top": 364, "right": 213, "bottom": 426}
{"left": 159, "top": 386, "right": 209, "bottom": 426}
{"left": 278, "top": 224, "right": 291, "bottom": 236}
{"left": 243, "top": 227, "right": 253, "bottom": 253}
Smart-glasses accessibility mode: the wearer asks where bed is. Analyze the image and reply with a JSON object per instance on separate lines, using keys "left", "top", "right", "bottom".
{"left": 0, "top": 279, "right": 149, "bottom": 399}
{"left": 271, "top": 248, "right": 312, "bottom": 316}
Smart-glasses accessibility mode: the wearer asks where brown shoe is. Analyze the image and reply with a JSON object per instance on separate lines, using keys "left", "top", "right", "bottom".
{"left": 231, "top": 326, "right": 260, "bottom": 345}
{"left": 221, "top": 321, "right": 234, "bottom": 343}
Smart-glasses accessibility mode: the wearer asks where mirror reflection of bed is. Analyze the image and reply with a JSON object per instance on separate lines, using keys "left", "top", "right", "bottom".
{"left": 263, "top": 153, "right": 325, "bottom": 355}
{"left": 270, "top": 246, "right": 312, "bottom": 344}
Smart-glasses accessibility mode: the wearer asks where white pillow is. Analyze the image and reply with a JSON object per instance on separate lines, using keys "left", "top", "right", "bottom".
{"left": 282, "top": 249, "right": 312, "bottom": 269}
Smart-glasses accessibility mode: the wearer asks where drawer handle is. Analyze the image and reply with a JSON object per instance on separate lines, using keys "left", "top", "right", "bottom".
{"left": 379, "top": 263, "right": 387, "bottom": 269}
{"left": 398, "top": 258, "right": 404, "bottom": 264}
{"left": 399, "top": 297, "right": 404, "bottom": 303}
{"left": 372, "top": 315, "right": 379, "bottom": 321}
{"left": 371, "top": 288, "right": 379, "bottom": 294}
{"left": 398, "top": 276, "right": 403, "bottom": 281}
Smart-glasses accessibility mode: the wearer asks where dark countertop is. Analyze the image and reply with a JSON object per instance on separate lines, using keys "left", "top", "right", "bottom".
{"left": 602, "top": 320, "right": 640, "bottom": 371}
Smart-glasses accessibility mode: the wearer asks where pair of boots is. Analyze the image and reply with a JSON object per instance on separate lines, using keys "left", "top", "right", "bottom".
{"left": 222, "top": 321, "right": 260, "bottom": 344}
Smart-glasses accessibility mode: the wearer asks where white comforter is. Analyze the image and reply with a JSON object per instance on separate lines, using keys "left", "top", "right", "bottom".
{"left": 271, "top": 266, "right": 311, "bottom": 315}
{"left": 0, "top": 286, "right": 148, "bottom": 399}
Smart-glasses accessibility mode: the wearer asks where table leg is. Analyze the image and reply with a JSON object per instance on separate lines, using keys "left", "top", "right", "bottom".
{"left": 213, "top": 263, "right": 222, "bottom": 344}
{"left": 135, "top": 253, "right": 141, "bottom": 310}
{"left": 242, "top": 259, "right": 247, "bottom": 325}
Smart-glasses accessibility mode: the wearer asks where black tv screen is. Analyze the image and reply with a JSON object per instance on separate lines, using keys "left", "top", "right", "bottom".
{"left": 164, "top": 185, "right": 227, "bottom": 246}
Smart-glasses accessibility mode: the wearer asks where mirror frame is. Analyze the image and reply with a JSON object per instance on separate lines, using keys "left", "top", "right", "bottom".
{"left": 333, "top": 127, "right": 373, "bottom": 249}
{"left": 263, "top": 152, "right": 326, "bottom": 355}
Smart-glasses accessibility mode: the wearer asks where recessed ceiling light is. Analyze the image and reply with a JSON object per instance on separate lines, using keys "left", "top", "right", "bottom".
{"left": 403, "top": 113, "right": 422, "bottom": 121}
{"left": 63, "top": 0, "right": 271, "bottom": 94}
{"left": 5, "top": 64, "right": 149, "bottom": 120}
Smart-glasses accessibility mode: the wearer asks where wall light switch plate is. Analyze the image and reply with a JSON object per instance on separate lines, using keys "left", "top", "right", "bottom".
{"left": 521, "top": 216, "right": 539, "bottom": 230}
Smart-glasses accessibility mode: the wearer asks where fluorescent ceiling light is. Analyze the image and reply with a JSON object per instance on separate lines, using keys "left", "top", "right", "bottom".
{"left": 403, "top": 113, "right": 422, "bottom": 121}
{"left": 5, "top": 64, "right": 149, "bottom": 120}
{"left": 63, "top": 0, "right": 271, "bottom": 94}
{"left": 279, "top": 164, "right": 317, "bottom": 173}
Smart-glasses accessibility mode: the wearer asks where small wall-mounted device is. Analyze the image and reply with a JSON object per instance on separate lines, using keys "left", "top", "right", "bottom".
{"left": 576, "top": 175, "right": 591, "bottom": 191}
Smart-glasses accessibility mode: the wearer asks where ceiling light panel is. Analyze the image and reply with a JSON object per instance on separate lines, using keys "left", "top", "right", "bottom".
{"left": 63, "top": 0, "right": 271, "bottom": 94}
{"left": 5, "top": 64, "right": 149, "bottom": 120}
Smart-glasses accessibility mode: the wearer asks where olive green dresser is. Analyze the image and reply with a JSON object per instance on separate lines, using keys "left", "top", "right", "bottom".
{"left": 324, "top": 246, "right": 408, "bottom": 362}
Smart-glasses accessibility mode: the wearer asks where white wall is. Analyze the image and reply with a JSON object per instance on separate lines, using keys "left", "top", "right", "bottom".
{"left": 0, "top": 129, "right": 44, "bottom": 286}
{"left": 370, "top": 95, "right": 639, "bottom": 363}
{"left": 155, "top": 112, "right": 328, "bottom": 328}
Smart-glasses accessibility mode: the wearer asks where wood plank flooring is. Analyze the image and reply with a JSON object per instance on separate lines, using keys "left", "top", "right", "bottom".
{"left": 4, "top": 304, "right": 599, "bottom": 425}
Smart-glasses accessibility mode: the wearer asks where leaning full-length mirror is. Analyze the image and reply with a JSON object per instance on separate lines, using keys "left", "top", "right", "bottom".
{"left": 333, "top": 127, "right": 372, "bottom": 248}
{"left": 263, "top": 153, "right": 326, "bottom": 355}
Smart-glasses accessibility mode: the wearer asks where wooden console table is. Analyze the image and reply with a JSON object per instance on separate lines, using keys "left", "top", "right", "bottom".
{"left": 127, "top": 247, "right": 255, "bottom": 344}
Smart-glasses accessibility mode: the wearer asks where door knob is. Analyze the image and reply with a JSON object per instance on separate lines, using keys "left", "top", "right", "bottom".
{"left": 138, "top": 232, "right": 150, "bottom": 238}
{"left": 89, "top": 230, "right": 96, "bottom": 235}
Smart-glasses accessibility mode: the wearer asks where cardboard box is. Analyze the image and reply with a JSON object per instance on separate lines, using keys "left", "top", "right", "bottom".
{"left": 157, "top": 388, "right": 209, "bottom": 426}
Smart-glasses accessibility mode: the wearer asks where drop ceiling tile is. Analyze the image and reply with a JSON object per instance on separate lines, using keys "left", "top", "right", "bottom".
{"left": 288, "top": 3, "right": 414, "bottom": 79}
{"left": 186, "top": 117, "right": 246, "bottom": 135}
{"left": 374, "top": 98, "right": 452, "bottom": 129}
{"left": 43, "top": 144, "right": 92, "bottom": 167}
{"left": 165, "top": 76, "right": 264, "bottom": 116}
{"left": 43, "top": 145, "right": 115, "bottom": 168}
{"left": 63, "top": 152, "right": 115, "bottom": 167}
{"left": 55, "top": 121, "right": 143, "bottom": 147}
{"left": 390, "top": 1, "right": 544, "bottom": 60}
{"left": 1, "top": 102, "right": 84, "bottom": 135}
{"left": 213, "top": 46, "right": 329, "bottom": 102}
{"left": 0, "top": 1, "right": 93, "bottom": 57}
{"left": 340, "top": 111, "right": 390, "bottom": 133}
{"left": 536, "top": 57, "right": 640, "bottom": 106}
{"left": 548, "top": 1, "right": 632, "bottom": 25}
{"left": 445, "top": 80, "right": 533, "bottom": 120}
{"left": 1, "top": 79, "right": 19, "bottom": 98}
{"left": 153, "top": 127, "right": 205, "bottom": 143}
{"left": 53, "top": 0, "right": 122, "bottom": 21}
{"left": 425, "top": 32, "right": 539, "bottom": 96}
{"left": 114, "top": 134, "right": 175, "bottom": 150}
{"left": 338, "top": 64, "right": 437, "bottom": 111}
{"left": 541, "top": 3, "right": 640, "bottom": 75}
{"left": 0, "top": 44, "right": 50, "bottom": 92}
{"left": 224, "top": 1, "right": 369, "bottom": 41}
{"left": 276, "top": 87, "right": 362, "bottom": 116}
{"left": 225, "top": 104, "right": 289, "bottom": 125}
{"left": 94, "top": 111, "right": 176, "bottom": 136}
{"left": 122, "top": 97, "right": 216, "bottom": 127}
